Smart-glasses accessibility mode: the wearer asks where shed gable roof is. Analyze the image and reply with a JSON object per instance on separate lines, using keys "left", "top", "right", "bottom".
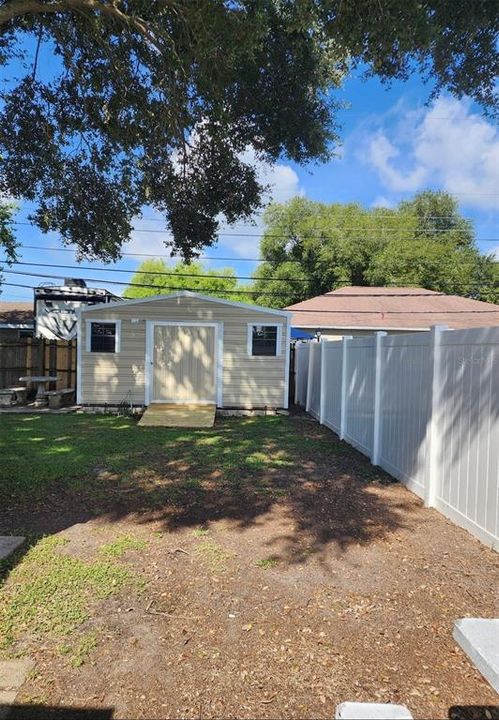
{"left": 78, "top": 290, "right": 291, "bottom": 318}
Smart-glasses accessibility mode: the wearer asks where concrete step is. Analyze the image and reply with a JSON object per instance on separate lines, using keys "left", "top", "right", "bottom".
{"left": 336, "top": 703, "right": 413, "bottom": 719}
{"left": 453, "top": 618, "right": 499, "bottom": 693}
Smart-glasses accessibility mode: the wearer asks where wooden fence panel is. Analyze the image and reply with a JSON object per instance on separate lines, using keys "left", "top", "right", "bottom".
{"left": 0, "top": 339, "right": 77, "bottom": 390}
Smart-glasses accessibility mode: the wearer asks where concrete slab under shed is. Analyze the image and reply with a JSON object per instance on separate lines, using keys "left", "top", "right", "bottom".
{"left": 0, "top": 536, "right": 24, "bottom": 561}
{"left": 138, "top": 403, "right": 216, "bottom": 428}
{"left": 453, "top": 618, "right": 499, "bottom": 693}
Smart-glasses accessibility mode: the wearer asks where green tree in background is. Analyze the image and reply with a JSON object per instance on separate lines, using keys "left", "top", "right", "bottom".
{"left": 0, "top": 202, "right": 17, "bottom": 292}
{"left": 123, "top": 259, "right": 249, "bottom": 302}
{"left": 252, "top": 191, "right": 497, "bottom": 307}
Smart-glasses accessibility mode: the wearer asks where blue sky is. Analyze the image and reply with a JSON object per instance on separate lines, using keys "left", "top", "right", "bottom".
{"left": 2, "top": 60, "right": 499, "bottom": 302}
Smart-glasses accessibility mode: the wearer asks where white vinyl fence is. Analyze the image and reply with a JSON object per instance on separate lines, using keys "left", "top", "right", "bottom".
{"left": 295, "top": 327, "right": 499, "bottom": 550}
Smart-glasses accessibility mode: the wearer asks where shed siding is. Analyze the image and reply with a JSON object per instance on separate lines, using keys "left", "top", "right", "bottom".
{"left": 79, "top": 295, "right": 288, "bottom": 408}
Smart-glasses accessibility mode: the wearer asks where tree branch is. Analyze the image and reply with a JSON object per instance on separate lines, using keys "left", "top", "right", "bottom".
{"left": 0, "top": 0, "right": 164, "bottom": 53}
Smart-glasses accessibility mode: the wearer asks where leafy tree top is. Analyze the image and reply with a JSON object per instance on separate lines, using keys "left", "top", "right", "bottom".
{"left": 0, "top": 0, "right": 497, "bottom": 263}
{"left": 123, "top": 258, "right": 250, "bottom": 302}
{"left": 252, "top": 190, "right": 498, "bottom": 306}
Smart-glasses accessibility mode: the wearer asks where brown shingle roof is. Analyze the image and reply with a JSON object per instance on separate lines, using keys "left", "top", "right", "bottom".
{"left": 0, "top": 301, "right": 34, "bottom": 326}
{"left": 286, "top": 287, "right": 499, "bottom": 330}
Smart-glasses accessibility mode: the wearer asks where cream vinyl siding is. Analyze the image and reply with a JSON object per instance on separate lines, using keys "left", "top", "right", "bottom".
{"left": 79, "top": 295, "right": 288, "bottom": 408}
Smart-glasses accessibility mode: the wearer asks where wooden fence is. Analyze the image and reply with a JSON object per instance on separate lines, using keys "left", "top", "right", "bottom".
{"left": 0, "top": 338, "right": 77, "bottom": 390}
{"left": 295, "top": 326, "right": 499, "bottom": 551}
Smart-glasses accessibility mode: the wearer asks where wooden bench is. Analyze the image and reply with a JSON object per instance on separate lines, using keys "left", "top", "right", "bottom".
{"left": 46, "top": 388, "right": 76, "bottom": 410}
{"left": 0, "top": 387, "right": 28, "bottom": 406}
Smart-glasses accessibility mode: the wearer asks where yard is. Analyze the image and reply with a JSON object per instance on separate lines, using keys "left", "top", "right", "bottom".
{"left": 0, "top": 413, "right": 497, "bottom": 720}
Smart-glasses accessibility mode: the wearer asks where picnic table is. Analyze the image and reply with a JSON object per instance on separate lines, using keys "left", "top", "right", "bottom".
{"left": 19, "top": 375, "right": 59, "bottom": 406}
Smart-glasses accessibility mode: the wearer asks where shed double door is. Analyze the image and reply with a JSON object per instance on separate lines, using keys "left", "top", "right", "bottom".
{"left": 152, "top": 324, "right": 216, "bottom": 404}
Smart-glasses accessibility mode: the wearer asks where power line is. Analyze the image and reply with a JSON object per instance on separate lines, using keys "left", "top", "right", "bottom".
{"left": 0, "top": 268, "right": 279, "bottom": 296}
{"left": 7, "top": 260, "right": 303, "bottom": 284}
{"left": 11, "top": 219, "right": 499, "bottom": 240}
{"left": 12, "top": 244, "right": 265, "bottom": 262}
{"left": 1, "top": 279, "right": 496, "bottom": 311}
{"left": 1, "top": 268, "right": 497, "bottom": 299}
{"left": 1, "top": 282, "right": 35, "bottom": 290}
{"left": 11, "top": 214, "right": 484, "bottom": 224}
{"left": 4, "top": 259, "right": 499, "bottom": 290}
{"left": 7, "top": 241, "right": 499, "bottom": 267}
{"left": 98, "top": 212, "right": 495, "bottom": 222}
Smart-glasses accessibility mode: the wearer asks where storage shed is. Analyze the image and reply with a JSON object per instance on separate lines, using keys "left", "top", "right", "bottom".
{"left": 77, "top": 291, "right": 291, "bottom": 409}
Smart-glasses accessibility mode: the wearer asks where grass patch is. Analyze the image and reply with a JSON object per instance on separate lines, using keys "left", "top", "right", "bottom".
{"left": 191, "top": 527, "right": 209, "bottom": 538}
{"left": 0, "top": 414, "right": 364, "bottom": 507}
{"left": 255, "top": 557, "right": 279, "bottom": 569}
{"left": 100, "top": 534, "right": 147, "bottom": 558}
{"left": 60, "top": 630, "right": 99, "bottom": 668}
{"left": 195, "top": 540, "right": 233, "bottom": 571}
{"left": 0, "top": 536, "right": 130, "bottom": 650}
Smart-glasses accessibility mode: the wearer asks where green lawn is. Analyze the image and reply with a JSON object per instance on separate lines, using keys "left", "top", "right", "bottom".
{"left": 0, "top": 413, "right": 364, "bottom": 505}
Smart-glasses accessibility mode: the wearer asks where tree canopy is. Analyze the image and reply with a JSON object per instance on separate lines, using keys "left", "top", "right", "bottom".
{"left": 0, "top": 0, "right": 497, "bottom": 263}
{"left": 252, "top": 191, "right": 498, "bottom": 307}
{"left": 123, "top": 258, "right": 249, "bottom": 301}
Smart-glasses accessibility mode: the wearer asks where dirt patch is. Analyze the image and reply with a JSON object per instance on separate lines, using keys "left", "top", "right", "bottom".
{"left": 0, "top": 414, "right": 497, "bottom": 719}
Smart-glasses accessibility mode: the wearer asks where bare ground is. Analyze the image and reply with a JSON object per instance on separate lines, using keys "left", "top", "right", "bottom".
{"left": 0, "top": 414, "right": 498, "bottom": 720}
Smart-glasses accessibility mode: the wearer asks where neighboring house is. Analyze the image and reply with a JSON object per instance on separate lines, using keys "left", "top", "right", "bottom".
{"left": 287, "top": 286, "right": 499, "bottom": 338}
{"left": 35, "top": 279, "right": 120, "bottom": 340}
{"left": 0, "top": 302, "right": 34, "bottom": 340}
{"left": 77, "top": 291, "right": 291, "bottom": 409}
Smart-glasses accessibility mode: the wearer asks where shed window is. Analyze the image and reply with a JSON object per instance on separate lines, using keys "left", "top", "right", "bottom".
{"left": 250, "top": 325, "right": 279, "bottom": 356}
{"left": 89, "top": 322, "right": 117, "bottom": 353}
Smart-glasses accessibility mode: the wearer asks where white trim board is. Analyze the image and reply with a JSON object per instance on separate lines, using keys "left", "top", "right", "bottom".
{"left": 76, "top": 312, "right": 82, "bottom": 404}
{"left": 145, "top": 321, "right": 223, "bottom": 407}
{"left": 78, "top": 290, "right": 292, "bottom": 318}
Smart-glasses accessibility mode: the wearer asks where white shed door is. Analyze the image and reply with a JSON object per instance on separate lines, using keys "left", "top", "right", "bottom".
{"left": 152, "top": 325, "right": 216, "bottom": 403}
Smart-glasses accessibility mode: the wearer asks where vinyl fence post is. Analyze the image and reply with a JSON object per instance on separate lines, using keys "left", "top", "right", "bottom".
{"left": 305, "top": 341, "right": 314, "bottom": 413}
{"left": 372, "top": 331, "right": 387, "bottom": 466}
{"left": 319, "top": 340, "right": 327, "bottom": 425}
{"left": 425, "top": 325, "right": 448, "bottom": 507}
{"left": 340, "top": 336, "right": 352, "bottom": 440}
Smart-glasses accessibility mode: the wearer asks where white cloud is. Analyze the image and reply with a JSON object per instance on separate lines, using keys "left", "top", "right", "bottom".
{"left": 364, "top": 97, "right": 499, "bottom": 210}
{"left": 371, "top": 195, "right": 395, "bottom": 209}
{"left": 218, "top": 149, "right": 303, "bottom": 257}
{"left": 124, "top": 209, "right": 175, "bottom": 260}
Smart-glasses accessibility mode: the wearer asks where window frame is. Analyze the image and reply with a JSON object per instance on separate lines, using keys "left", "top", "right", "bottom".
{"left": 85, "top": 319, "right": 121, "bottom": 354}
{"left": 247, "top": 323, "right": 282, "bottom": 357}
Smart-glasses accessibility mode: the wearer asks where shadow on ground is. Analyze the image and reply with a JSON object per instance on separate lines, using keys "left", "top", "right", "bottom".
{"left": 0, "top": 411, "right": 416, "bottom": 568}
{"left": 1, "top": 705, "right": 113, "bottom": 719}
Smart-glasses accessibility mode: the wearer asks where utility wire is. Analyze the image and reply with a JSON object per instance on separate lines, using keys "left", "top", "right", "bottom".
{"left": 7, "top": 242, "right": 499, "bottom": 266}
{"left": 1, "top": 278, "right": 497, "bottom": 313}
{"left": 7, "top": 260, "right": 303, "bottom": 284}
{"left": 0, "top": 268, "right": 281, "bottom": 295}
{"left": 3, "top": 259, "right": 499, "bottom": 290}
{"left": 10, "top": 219, "right": 499, "bottom": 241}
{"left": 1, "top": 269, "right": 497, "bottom": 300}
